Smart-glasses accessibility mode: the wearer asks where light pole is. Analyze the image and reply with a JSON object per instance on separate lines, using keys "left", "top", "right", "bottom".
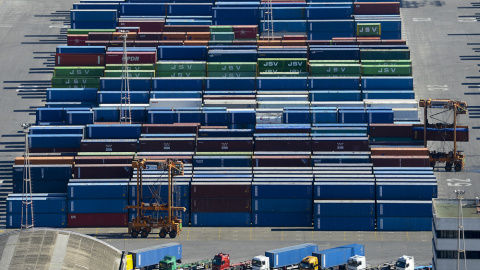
{"left": 20, "top": 123, "right": 34, "bottom": 229}
{"left": 454, "top": 190, "right": 466, "bottom": 270}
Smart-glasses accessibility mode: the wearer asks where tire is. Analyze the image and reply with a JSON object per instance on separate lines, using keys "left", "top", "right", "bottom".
{"left": 455, "top": 163, "right": 462, "bottom": 172}
{"left": 445, "top": 162, "right": 452, "bottom": 172}
{"left": 169, "top": 230, "right": 177, "bottom": 238}
{"left": 140, "top": 230, "right": 149, "bottom": 238}
{"left": 159, "top": 229, "right": 167, "bottom": 238}
{"left": 131, "top": 230, "right": 139, "bottom": 238}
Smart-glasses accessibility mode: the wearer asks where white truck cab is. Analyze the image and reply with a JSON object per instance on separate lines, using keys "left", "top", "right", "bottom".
{"left": 347, "top": 255, "right": 366, "bottom": 270}
{"left": 252, "top": 255, "right": 269, "bottom": 270}
{"left": 395, "top": 255, "right": 414, "bottom": 270}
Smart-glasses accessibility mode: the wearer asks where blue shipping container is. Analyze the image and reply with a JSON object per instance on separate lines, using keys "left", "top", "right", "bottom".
{"left": 7, "top": 196, "right": 67, "bottom": 214}
{"left": 130, "top": 243, "right": 182, "bottom": 268}
{"left": 376, "top": 200, "right": 432, "bottom": 217}
{"left": 191, "top": 212, "right": 251, "bottom": 227}
{"left": 252, "top": 212, "right": 312, "bottom": 227}
{"left": 69, "top": 199, "right": 128, "bottom": 214}
{"left": 377, "top": 217, "right": 432, "bottom": 231}
{"left": 7, "top": 213, "right": 67, "bottom": 228}
{"left": 264, "top": 243, "right": 318, "bottom": 268}
{"left": 252, "top": 183, "right": 312, "bottom": 199}
{"left": 68, "top": 182, "right": 128, "bottom": 199}
{"left": 313, "top": 200, "right": 375, "bottom": 217}
{"left": 314, "top": 217, "right": 375, "bottom": 231}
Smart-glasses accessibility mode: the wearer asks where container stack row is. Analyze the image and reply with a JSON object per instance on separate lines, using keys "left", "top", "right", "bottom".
{"left": 7, "top": 0, "right": 439, "bottom": 230}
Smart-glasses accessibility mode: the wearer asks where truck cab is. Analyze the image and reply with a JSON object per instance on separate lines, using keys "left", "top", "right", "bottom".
{"left": 159, "top": 255, "right": 177, "bottom": 270}
{"left": 395, "top": 255, "right": 414, "bottom": 270}
{"left": 252, "top": 255, "right": 269, "bottom": 270}
{"left": 213, "top": 253, "right": 230, "bottom": 270}
{"left": 299, "top": 256, "right": 318, "bottom": 270}
{"left": 347, "top": 255, "right": 366, "bottom": 270}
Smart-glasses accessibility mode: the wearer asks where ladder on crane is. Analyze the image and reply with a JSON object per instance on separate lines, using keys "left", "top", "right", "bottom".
{"left": 262, "top": 0, "right": 274, "bottom": 40}
{"left": 119, "top": 30, "right": 132, "bottom": 125}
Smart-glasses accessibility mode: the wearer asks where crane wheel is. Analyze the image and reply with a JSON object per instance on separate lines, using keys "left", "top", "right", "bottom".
{"left": 130, "top": 230, "right": 139, "bottom": 238}
{"left": 445, "top": 162, "right": 452, "bottom": 172}
{"left": 159, "top": 229, "right": 167, "bottom": 238}
{"left": 454, "top": 163, "right": 462, "bottom": 172}
{"left": 140, "top": 230, "right": 149, "bottom": 238}
{"left": 169, "top": 230, "right": 177, "bottom": 238}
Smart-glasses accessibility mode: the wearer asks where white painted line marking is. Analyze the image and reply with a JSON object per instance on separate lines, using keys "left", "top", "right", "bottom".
{"left": 427, "top": 85, "right": 449, "bottom": 91}
{"left": 413, "top": 18, "right": 432, "bottom": 22}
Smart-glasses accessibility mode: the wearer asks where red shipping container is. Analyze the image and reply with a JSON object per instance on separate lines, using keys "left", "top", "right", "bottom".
{"left": 118, "top": 21, "right": 165, "bottom": 32}
{"left": 85, "top": 40, "right": 111, "bottom": 47}
{"left": 191, "top": 198, "right": 251, "bottom": 213}
{"left": 135, "top": 40, "right": 159, "bottom": 47}
{"left": 106, "top": 51, "right": 156, "bottom": 64}
{"left": 163, "top": 25, "right": 209, "bottom": 32}
{"left": 353, "top": 2, "right": 400, "bottom": 15}
{"left": 136, "top": 32, "right": 163, "bottom": 41}
{"left": 191, "top": 183, "right": 251, "bottom": 198}
{"left": 138, "top": 138, "right": 197, "bottom": 152}
{"left": 67, "top": 34, "right": 88, "bottom": 46}
{"left": 80, "top": 140, "right": 138, "bottom": 152}
{"left": 412, "top": 126, "right": 469, "bottom": 142}
{"left": 74, "top": 156, "right": 133, "bottom": 164}
{"left": 15, "top": 156, "right": 74, "bottom": 165}
{"left": 68, "top": 213, "right": 128, "bottom": 227}
{"left": 312, "top": 138, "right": 369, "bottom": 152}
{"left": 254, "top": 138, "right": 311, "bottom": 152}
{"left": 55, "top": 53, "right": 105, "bottom": 66}
{"left": 252, "top": 155, "right": 311, "bottom": 167}
{"left": 196, "top": 138, "right": 254, "bottom": 152}
{"left": 88, "top": 32, "right": 113, "bottom": 41}
{"left": 371, "top": 156, "right": 430, "bottom": 167}
{"left": 369, "top": 124, "right": 413, "bottom": 138}
{"left": 232, "top": 25, "right": 258, "bottom": 39}
{"left": 74, "top": 164, "right": 133, "bottom": 179}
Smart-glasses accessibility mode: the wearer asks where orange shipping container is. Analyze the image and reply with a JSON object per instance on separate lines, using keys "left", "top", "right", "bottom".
{"left": 186, "top": 32, "right": 210, "bottom": 41}
{"left": 184, "top": 40, "right": 209, "bottom": 46}
{"left": 371, "top": 147, "right": 430, "bottom": 157}
{"left": 161, "top": 32, "right": 186, "bottom": 40}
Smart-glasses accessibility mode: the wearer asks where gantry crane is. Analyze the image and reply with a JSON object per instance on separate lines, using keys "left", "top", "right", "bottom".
{"left": 419, "top": 99, "right": 468, "bottom": 172}
{"left": 125, "top": 159, "right": 185, "bottom": 238}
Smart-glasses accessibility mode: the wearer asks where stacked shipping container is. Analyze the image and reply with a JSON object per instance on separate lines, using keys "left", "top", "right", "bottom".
{"left": 7, "top": 0, "right": 446, "bottom": 230}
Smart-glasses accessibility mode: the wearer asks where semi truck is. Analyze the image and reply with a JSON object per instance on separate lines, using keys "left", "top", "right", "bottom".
{"left": 299, "top": 244, "right": 365, "bottom": 270}
{"left": 127, "top": 243, "right": 182, "bottom": 270}
{"left": 158, "top": 255, "right": 212, "bottom": 270}
{"left": 395, "top": 256, "right": 414, "bottom": 270}
{"left": 212, "top": 253, "right": 252, "bottom": 270}
{"left": 252, "top": 243, "right": 318, "bottom": 270}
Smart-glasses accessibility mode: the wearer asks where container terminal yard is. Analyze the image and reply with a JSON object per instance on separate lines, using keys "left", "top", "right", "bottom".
{"left": 0, "top": 0, "right": 478, "bottom": 269}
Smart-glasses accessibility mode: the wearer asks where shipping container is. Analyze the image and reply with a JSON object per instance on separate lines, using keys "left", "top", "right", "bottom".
{"left": 252, "top": 182, "right": 312, "bottom": 199}
{"left": 7, "top": 195, "right": 67, "bottom": 214}
{"left": 7, "top": 213, "right": 67, "bottom": 228}
{"left": 191, "top": 212, "right": 251, "bottom": 227}
{"left": 69, "top": 199, "right": 128, "bottom": 213}
{"left": 376, "top": 182, "right": 437, "bottom": 200}
{"left": 129, "top": 243, "right": 182, "bottom": 269}
{"left": 68, "top": 213, "right": 128, "bottom": 227}
{"left": 377, "top": 217, "right": 432, "bottom": 231}
{"left": 314, "top": 216, "right": 375, "bottom": 231}
{"left": 264, "top": 244, "right": 318, "bottom": 268}
{"left": 74, "top": 164, "right": 133, "bottom": 179}
{"left": 314, "top": 182, "right": 375, "bottom": 200}
{"left": 313, "top": 200, "right": 375, "bottom": 217}
{"left": 252, "top": 198, "right": 312, "bottom": 213}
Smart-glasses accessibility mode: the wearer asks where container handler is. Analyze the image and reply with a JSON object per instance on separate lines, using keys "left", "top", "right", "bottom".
{"left": 419, "top": 99, "right": 467, "bottom": 172}
{"left": 125, "top": 159, "right": 186, "bottom": 238}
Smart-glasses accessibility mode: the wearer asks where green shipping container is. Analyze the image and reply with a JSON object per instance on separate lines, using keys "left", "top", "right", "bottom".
{"left": 156, "top": 71, "right": 206, "bottom": 77}
{"left": 211, "top": 32, "right": 235, "bottom": 41}
{"left": 156, "top": 61, "right": 206, "bottom": 71}
{"left": 207, "top": 62, "right": 257, "bottom": 72}
{"left": 67, "top": 29, "right": 116, "bottom": 34}
{"left": 51, "top": 84, "right": 100, "bottom": 89}
{"left": 207, "top": 72, "right": 257, "bottom": 77}
{"left": 51, "top": 77, "right": 100, "bottom": 86}
{"left": 209, "top": 26, "right": 233, "bottom": 33}
{"left": 54, "top": 67, "right": 105, "bottom": 77}
{"left": 362, "top": 65, "right": 412, "bottom": 76}
{"left": 360, "top": 49, "right": 411, "bottom": 60}
{"left": 361, "top": 60, "right": 412, "bottom": 66}
{"left": 106, "top": 64, "right": 155, "bottom": 70}
{"left": 356, "top": 23, "right": 381, "bottom": 37}
{"left": 310, "top": 64, "right": 361, "bottom": 76}
{"left": 104, "top": 70, "right": 155, "bottom": 77}
{"left": 258, "top": 58, "right": 308, "bottom": 72}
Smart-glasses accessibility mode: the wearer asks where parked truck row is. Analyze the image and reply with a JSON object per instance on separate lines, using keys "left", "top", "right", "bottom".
{"left": 125, "top": 243, "right": 430, "bottom": 270}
